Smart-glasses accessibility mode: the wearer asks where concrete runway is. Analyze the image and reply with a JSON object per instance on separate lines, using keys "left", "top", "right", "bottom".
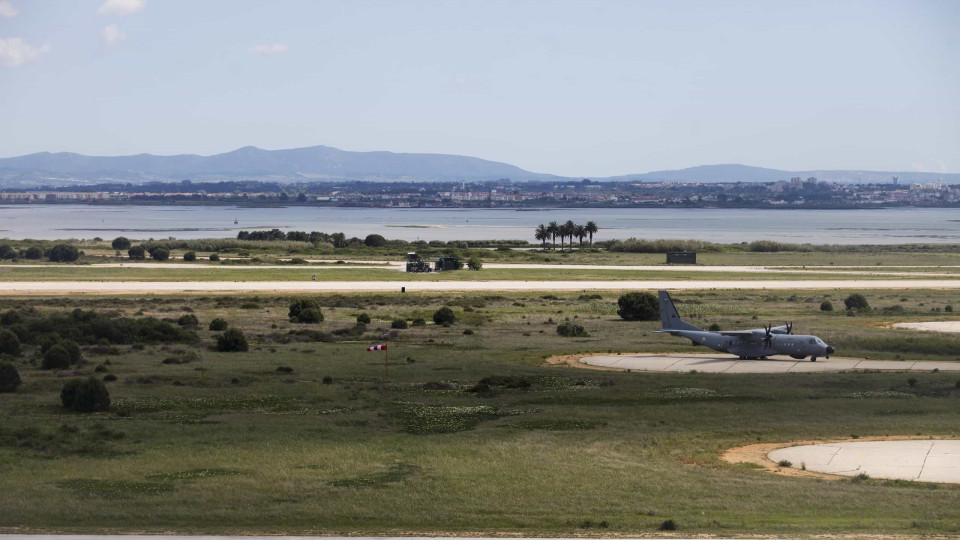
{"left": 580, "top": 353, "right": 960, "bottom": 373}
{"left": 768, "top": 440, "right": 960, "bottom": 483}
{"left": 2, "top": 278, "right": 960, "bottom": 295}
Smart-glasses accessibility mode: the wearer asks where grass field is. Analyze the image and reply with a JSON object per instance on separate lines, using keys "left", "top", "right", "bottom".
{"left": 1, "top": 289, "right": 960, "bottom": 535}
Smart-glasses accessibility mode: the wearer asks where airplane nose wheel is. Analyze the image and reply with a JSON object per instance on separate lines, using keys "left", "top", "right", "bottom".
{"left": 811, "top": 357, "right": 817, "bottom": 362}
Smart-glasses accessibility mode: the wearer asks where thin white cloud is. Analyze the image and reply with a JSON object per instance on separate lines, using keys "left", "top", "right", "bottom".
{"left": 0, "top": 37, "right": 51, "bottom": 67}
{"left": 249, "top": 43, "right": 289, "bottom": 55}
{"left": 97, "top": 0, "right": 145, "bottom": 16}
{"left": 103, "top": 24, "right": 127, "bottom": 45}
{"left": 0, "top": 1, "right": 17, "bottom": 18}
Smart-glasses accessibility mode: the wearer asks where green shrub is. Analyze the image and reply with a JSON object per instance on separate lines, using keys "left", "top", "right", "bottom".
{"left": 463, "top": 328, "right": 474, "bottom": 335}
{"left": 467, "top": 257, "right": 483, "bottom": 271}
{"left": 182, "top": 251, "right": 197, "bottom": 262}
{"left": 111, "top": 237, "right": 131, "bottom": 250}
{"left": 356, "top": 313, "right": 371, "bottom": 325}
{"left": 128, "top": 245, "right": 146, "bottom": 260}
{"left": 0, "top": 244, "right": 15, "bottom": 260}
{"left": 48, "top": 244, "right": 80, "bottom": 262}
{"left": 947, "top": 305, "right": 954, "bottom": 313}
{"left": 60, "top": 339, "right": 83, "bottom": 364}
{"left": 412, "top": 318, "right": 426, "bottom": 327}
{"left": 363, "top": 234, "right": 387, "bottom": 247}
{"left": 433, "top": 306, "right": 456, "bottom": 325}
{"left": 289, "top": 299, "right": 324, "bottom": 323}
{"left": 844, "top": 293, "right": 870, "bottom": 310}
{"left": 557, "top": 320, "right": 588, "bottom": 337}
{"left": 208, "top": 318, "right": 228, "bottom": 331}
{"left": 0, "top": 329, "right": 20, "bottom": 356}
{"left": 150, "top": 246, "right": 170, "bottom": 261}
{"left": 0, "top": 361, "right": 21, "bottom": 393}
{"left": 659, "top": 519, "right": 677, "bottom": 531}
{"left": 391, "top": 319, "right": 408, "bottom": 329}
{"left": 209, "top": 253, "right": 220, "bottom": 262}
{"left": 820, "top": 300, "right": 834, "bottom": 312}
{"left": 60, "top": 377, "right": 110, "bottom": 412}
{"left": 617, "top": 292, "right": 659, "bottom": 321}
{"left": 42, "top": 344, "right": 72, "bottom": 370}
{"left": 217, "top": 328, "right": 249, "bottom": 352}
{"left": 708, "top": 322, "right": 721, "bottom": 331}
{"left": 1, "top": 310, "right": 22, "bottom": 326}
{"left": 177, "top": 314, "right": 199, "bottom": 328}
{"left": 24, "top": 246, "right": 43, "bottom": 260}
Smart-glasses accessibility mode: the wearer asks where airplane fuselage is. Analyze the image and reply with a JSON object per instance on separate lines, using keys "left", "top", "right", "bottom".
{"left": 664, "top": 329, "right": 834, "bottom": 360}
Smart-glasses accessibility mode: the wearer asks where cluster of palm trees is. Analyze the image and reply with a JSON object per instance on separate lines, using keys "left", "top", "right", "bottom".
{"left": 534, "top": 220, "right": 598, "bottom": 250}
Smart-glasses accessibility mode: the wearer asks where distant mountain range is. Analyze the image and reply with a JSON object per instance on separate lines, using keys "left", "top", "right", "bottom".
{"left": 0, "top": 145, "right": 956, "bottom": 187}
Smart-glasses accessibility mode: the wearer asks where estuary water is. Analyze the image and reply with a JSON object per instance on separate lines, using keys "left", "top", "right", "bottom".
{"left": 0, "top": 205, "right": 958, "bottom": 244}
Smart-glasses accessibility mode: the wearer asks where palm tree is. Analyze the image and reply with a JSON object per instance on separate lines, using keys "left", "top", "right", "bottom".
{"left": 547, "top": 221, "right": 559, "bottom": 250}
{"left": 534, "top": 224, "right": 548, "bottom": 249}
{"left": 574, "top": 224, "right": 586, "bottom": 246}
{"left": 585, "top": 221, "right": 598, "bottom": 246}
{"left": 563, "top": 220, "right": 576, "bottom": 251}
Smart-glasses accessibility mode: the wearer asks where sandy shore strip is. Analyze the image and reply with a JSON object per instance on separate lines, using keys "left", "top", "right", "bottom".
{"left": 1, "top": 279, "right": 959, "bottom": 295}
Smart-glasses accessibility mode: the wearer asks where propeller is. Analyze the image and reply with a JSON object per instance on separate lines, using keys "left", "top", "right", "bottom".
{"left": 785, "top": 322, "right": 793, "bottom": 334}
{"left": 763, "top": 324, "right": 773, "bottom": 348}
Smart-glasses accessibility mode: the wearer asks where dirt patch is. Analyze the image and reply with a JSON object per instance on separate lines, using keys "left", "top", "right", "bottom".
{"left": 722, "top": 435, "right": 954, "bottom": 481}
{"left": 544, "top": 353, "right": 625, "bottom": 372}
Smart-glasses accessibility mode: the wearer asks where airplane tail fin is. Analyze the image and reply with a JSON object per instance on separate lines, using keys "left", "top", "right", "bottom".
{"left": 659, "top": 290, "right": 701, "bottom": 331}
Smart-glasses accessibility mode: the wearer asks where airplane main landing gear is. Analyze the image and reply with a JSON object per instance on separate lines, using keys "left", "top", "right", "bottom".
{"left": 810, "top": 357, "right": 817, "bottom": 362}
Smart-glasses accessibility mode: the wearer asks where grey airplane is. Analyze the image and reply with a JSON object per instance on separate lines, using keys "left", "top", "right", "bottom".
{"left": 656, "top": 290, "right": 835, "bottom": 361}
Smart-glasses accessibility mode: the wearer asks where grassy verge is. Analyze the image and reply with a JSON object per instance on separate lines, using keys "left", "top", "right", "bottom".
{"left": 0, "top": 289, "right": 959, "bottom": 535}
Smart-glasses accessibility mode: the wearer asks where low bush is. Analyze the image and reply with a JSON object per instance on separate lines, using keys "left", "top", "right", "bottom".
{"left": 150, "top": 246, "right": 171, "bottom": 261}
{"left": 820, "top": 300, "right": 834, "bottom": 312}
{"left": 356, "top": 313, "right": 371, "bottom": 325}
{"left": 209, "top": 253, "right": 220, "bottom": 262}
{"left": 556, "top": 320, "right": 588, "bottom": 337}
{"left": 433, "top": 306, "right": 456, "bottom": 325}
{"left": 1, "top": 310, "right": 22, "bottom": 326}
{"left": 391, "top": 319, "right": 408, "bottom": 329}
{"left": 60, "top": 339, "right": 83, "bottom": 364}
{"left": 24, "top": 246, "right": 43, "bottom": 260}
{"left": 0, "top": 329, "right": 20, "bottom": 356}
{"left": 412, "top": 318, "right": 426, "bottom": 327}
{"left": 217, "top": 328, "right": 249, "bottom": 352}
{"left": 128, "top": 245, "right": 146, "bottom": 260}
{"left": 844, "top": 293, "right": 870, "bottom": 310}
{"left": 182, "top": 251, "right": 197, "bottom": 262}
{"left": 658, "top": 519, "right": 677, "bottom": 531}
{"left": 42, "top": 344, "right": 72, "bottom": 370}
{"left": 177, "top": 314, "right": 199, "bottom": 328}
{"left": 48, "top": 244, "right": 80, "bottom": 263}
{"left": 0, "top": 361, "right": 21, "bottom": 393}
{"left": 208, "top": 318, "right": 228, "bottom": 331}
{"left": 617, "top": 291, "right": 658, "bottom": 321}
{"left": 467, "top": 257, "right": 483, "bottom": 271}
{"left": 289, "top": 299, "right": 324, "bottom": 323}
{"left": 60, "top": 377, "right": 111, "bottom": 412}
{"left": 111, "top": 236, "right": 131, "bottom": 250}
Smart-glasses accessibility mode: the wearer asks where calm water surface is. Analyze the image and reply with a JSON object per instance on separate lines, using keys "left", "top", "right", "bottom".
{"left": 0, "top": 205, "right": 958, "bottom": 244}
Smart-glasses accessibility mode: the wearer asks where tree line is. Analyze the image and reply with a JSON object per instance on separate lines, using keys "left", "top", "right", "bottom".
{"left": 533, "top": 220, "right": 598, "bottom": 250}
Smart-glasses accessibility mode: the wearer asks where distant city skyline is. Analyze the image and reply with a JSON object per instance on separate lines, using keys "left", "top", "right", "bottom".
{"left": 1, "top": 0, "right": 957, "bottom": 176}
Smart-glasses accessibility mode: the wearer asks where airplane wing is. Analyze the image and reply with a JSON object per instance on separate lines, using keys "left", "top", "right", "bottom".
{"left": 718, "top": 330, "right": 765, "bottom": 339}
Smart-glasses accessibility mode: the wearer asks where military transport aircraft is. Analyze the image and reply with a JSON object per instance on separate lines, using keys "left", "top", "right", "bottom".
{"left": 656, "top": 290, "right": 835, "bottom": 361}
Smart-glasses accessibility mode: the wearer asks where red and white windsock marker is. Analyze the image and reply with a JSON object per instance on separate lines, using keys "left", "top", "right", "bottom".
{"left": 367, "top": 344, "right": 387, "bottom": 351}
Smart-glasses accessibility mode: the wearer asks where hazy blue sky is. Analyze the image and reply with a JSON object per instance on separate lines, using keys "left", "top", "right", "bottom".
{"left": 1, "top": 0, "right": 957, "bottom": 176}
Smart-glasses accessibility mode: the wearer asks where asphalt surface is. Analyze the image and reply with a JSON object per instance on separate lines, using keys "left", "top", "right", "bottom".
{"left": 768, "top": 440, "right": 960, "bottom": 483}
{"left": 580, "top": 353, "right": 960, "bottom": 373}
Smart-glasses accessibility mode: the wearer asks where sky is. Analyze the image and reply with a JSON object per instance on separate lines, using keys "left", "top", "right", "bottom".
{"left": 0, "top": 0, "right": 958, "bottom": 177}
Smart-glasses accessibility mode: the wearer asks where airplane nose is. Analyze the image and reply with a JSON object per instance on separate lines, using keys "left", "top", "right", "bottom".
{"left": 826, "top": 346, "right": 835, "bottom": 355}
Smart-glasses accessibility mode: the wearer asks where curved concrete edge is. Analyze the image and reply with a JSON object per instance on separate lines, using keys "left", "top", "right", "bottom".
{"left": 570, "top": 353, "right": 960, "bottom": 373}
{"left": 768, "top": 440, "right": 960, "bottom": 484}
{"left": 722, "top": 436, "right": 958, "bottom": 484}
